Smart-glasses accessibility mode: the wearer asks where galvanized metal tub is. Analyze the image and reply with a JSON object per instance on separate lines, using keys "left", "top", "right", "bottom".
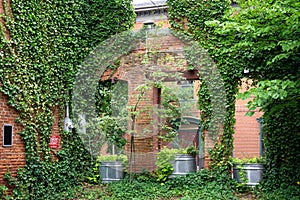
{"left": 99, "top": 161, "right": 124, "bottom": 183}
{"left": 233, "top": 164, "right": 264, "bottom": 186}
{"left": 169, "top": 154, "right": 197, "bottom": 178}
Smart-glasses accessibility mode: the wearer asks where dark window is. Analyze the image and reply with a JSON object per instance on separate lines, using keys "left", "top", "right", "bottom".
{"left": 3, "top": 124, "right": 13, "bottom": 146}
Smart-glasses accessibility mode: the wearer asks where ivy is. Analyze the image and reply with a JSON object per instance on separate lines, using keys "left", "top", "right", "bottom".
{"left": 0, "top": 0, "right": 134, "bottom": 198}
{"left": 211, "top": 0, "right": 300, "bottom": 192}
{"left": 168, "top": 1, "right": 300, "bottom": 194}
{"left": 167, "top": 0, "right": 237, "bottom": 171}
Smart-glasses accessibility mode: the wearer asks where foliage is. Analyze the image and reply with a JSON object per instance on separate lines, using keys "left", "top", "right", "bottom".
{"left": 98, "top": 114, "right": 127, "bottom": 149}
{"left": 260, "top": 101, "right": 300, "bottom": 191}
{"left": 257, "top": 185, "right": 300, "bottom": 200}
{"left": 97, "top": 154, "right": 128, "bottom": 164}
{"left": 159, "top": 85, "right": 182, "bottom": 143}
{"left": 96, "top": 81, "right": 128, "bottom": 148}
{"left": 208, "top": 0, "right": 300, "bottom": 191}
{"left": 0, "top": 185, "right": 8, "bottom": 198}
{"left": 95, "top": 80, "right": 127, "bottom": 151}
{"left": 4, "top": 168, "right": 295, "bottom": 199}
{"left": 167, "top": 0, "right": 237, "bottom": 172}
{"left": 186, "top": 145, "right": 197, "bottom": 156}
{"left": 86, "top": 160, "right": 101, "bottom": 185}
{"left": 169, "top": 0, "right": 300, "bottom": 193}
{"left": 155, "top": 147, "right": 178, "bottom": 182}
{"left": 0, "top": 0, "right": 134, "bottom": 198}
{"left": 155, "top": 146, "right": 197, "bottom": 182}
{"left": 238, "top": 79, "right": 300, "bottom": 117}
{"left": 4, "top": 129, "right": 94, "bottom": 198}
{"left": 66, "top": 169, "right": 239, "bottom": 199}
{"left": 230, "top": 157, "right": 266, "bottom": 165}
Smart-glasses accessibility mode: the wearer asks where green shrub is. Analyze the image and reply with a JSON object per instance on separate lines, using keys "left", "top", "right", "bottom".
{"left": 155, "top": 147, "right": 179, "bottom": 182}
{"left": 230, "top": 157, "right": 266, "bottom": 165}
{"left": 256, "top": 185, "right": 300, "bottom": 200}
{"left": 97, "top": 154, "right": 128, "bottom": 163}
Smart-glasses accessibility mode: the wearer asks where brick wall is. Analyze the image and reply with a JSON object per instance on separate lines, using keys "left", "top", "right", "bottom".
{"left": 234, "top": 79, "right": 263, "bottom": 158}
{"left": 0, "top": 90, "right": 62, "bottom": 186}
{"left": 101, "top": 29, "right": 263, "bottom": 171}
{"left": 0, "top": 91, "right": 25, "bottom": 186}
{"left": 101, "top": 30, "right": 188, "bottom": 171}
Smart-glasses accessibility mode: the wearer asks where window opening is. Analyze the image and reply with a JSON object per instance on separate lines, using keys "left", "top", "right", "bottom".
{"left": 3, "top": 124, "right": 13, "bottom": 147}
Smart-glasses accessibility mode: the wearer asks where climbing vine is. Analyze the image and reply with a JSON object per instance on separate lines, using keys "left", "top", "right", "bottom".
{"left": 0, "top": 0, "right": 134, "bottom": 198}
{"left": 167, "top": 0, "right": 237, "bottom": 171}
{"left": 169, "top": 0, "right": 300, "bottom": 194}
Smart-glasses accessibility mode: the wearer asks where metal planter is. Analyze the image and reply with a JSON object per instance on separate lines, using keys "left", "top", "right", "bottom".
{"left": 99, "top": 161, "right": 124, "bottom": 183}
{"left": 169, "top": 154, "right": 197, "bottom": 178}
{"left": 233, "top": 163, "right": 264, "bottom": 186}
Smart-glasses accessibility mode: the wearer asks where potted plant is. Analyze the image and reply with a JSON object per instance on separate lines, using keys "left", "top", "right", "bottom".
{"left": 169, "top": 145, "right": 197, "bottom": 178}
{"left": 231, "top": 157, "right": 265, "bottom": 186}
{"left": 155, "top": 146, "right": 197, "bottom": 181}
{"left": 98, "top": 154, "right": 128, "bottom": 183}
{"left": 155, "top": 147, "right": 179, "bottom": 182}
{"left": 98, "top": 115, "right": 128, "bottom": 183}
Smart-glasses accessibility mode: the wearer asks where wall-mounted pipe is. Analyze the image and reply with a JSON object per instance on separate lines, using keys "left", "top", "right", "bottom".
{"left": 64, "top": 104, "right": 73, "bottom": 132}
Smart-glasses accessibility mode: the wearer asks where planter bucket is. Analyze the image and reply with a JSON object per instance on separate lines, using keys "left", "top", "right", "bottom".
{"left": 169, "top": 154, "right": 196, "bottom": 178}
{"left": 99, "top": 161, "right": 124, "bottom": 183}
{"left": 233, "top": 164, "right": 264, "bottom": 186}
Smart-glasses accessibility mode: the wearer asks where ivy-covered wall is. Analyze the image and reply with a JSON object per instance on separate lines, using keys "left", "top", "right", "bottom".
{"left": 167, "top": 0, "right": 237, "bottom": 170}
{"left": 168, "top": 0, "right": 300, "bottom": 192}
{"left": 0, "top": 91, "right": 25, "bottom": 186}
{"left": 0, "top": 0, "right": 135, "bottom": 198}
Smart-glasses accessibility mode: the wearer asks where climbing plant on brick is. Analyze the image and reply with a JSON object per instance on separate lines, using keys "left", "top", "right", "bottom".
{"left": 167, "top": 0, "right": 237, "bottom": 171}
{"left": 169, "top": 0, "right": 300, "bottom": 194}
{"left": 212, "top": 0, "right": 300, "bottom": 192}
{"left": 0, "top": 0, "right": 134, "bottom": 198}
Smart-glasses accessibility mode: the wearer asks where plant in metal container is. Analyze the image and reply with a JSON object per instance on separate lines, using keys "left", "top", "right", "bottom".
{"left": 169, "top": 145, "right": 197, "bottom": 179}
{"left": 231, "top": 157, "right": 265, "bottom": 187}
{"left": 98, "top": 154, "right": 128, "bottom": 183}
{"left": 155, "top": 147, "right": 179, "bottom": 182}
{"left": 155, "top": 146, "right": 197, "bottom": 182}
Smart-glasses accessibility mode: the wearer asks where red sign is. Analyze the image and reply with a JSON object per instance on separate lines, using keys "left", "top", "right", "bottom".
{"left": 50, "top": 136, "right": 59, "bottom": 149}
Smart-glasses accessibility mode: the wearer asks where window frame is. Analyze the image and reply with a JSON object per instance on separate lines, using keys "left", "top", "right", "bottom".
{"left": 3, "top": 124, "right": 13, "bottom": 147}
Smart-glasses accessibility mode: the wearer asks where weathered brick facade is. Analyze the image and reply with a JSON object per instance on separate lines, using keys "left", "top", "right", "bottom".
{"left": 108, "top": 31, "right": 189, "bottom": 171}
{"left": 101, "top": 28, "right": 263, "bottom": 171}
{"left": 0, "top": 89, "right": 62, "bottom": 186}
{"left": 0, "top": 91, "right": 25, "bottom": 186}
{"left": 0, "top": 0, "right": 263, "bottom": 184}
{"left": 234, "top": 80, "right": 263, "bottom": 158}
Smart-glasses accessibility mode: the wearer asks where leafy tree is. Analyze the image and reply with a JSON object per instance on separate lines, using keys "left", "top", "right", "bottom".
{"left": 209, "top": 0, "right": 300, "bottom": 190}
{"left": 168, "top": 0, "right": 300, "bottom": 192}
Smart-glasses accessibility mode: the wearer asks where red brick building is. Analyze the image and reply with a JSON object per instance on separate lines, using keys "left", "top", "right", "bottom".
{"left": 0, "top": 0, "right": 64, "bottom": 186}
{"left": 0, "top": 0, "right": 263, "bottom": 184}
{"left": 115, "top": 0, "right": 263, "bottom": 171}
{"left": 97, "top": 2, "right": 264, "bottom": 172}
